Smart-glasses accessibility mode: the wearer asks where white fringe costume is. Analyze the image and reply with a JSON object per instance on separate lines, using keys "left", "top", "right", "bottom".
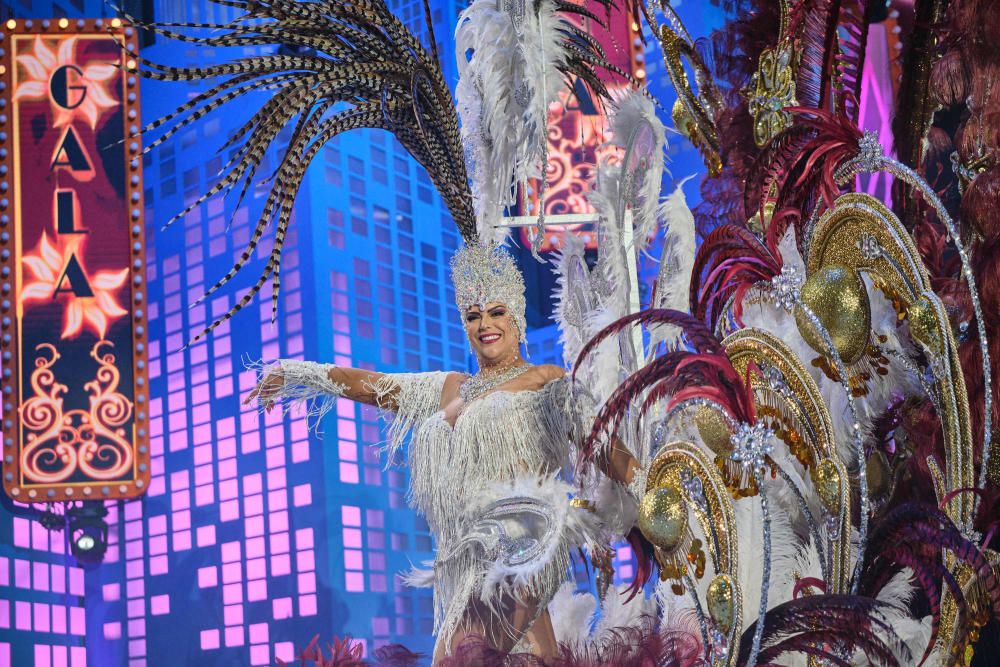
{"left": 265, "top": 366, "right": 604, "bottom": 655}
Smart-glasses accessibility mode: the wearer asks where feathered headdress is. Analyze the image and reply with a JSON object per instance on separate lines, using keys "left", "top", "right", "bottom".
{"left": 129, "top": 0, "right": 623, "bottom": 342}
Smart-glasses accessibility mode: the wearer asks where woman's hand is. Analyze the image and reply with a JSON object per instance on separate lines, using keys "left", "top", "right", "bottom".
{"left": 244, "top": 371, "right": 285, "bottom": 412}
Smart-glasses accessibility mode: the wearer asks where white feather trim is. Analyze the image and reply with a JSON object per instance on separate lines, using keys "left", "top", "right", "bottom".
{"left": 476, "top": 475, "right": 603, "bottom": 603}
{"left": 548, "top": 584, "right": 656, "bottom": 650}
{"left": 591, "top": 585, "right": 656, "bottom": 642}
{"left": 589, "top": 475, "right": 639, "bottom": 541}
{"left": 548, "top": 582, "right": 598, "bottom": 647}
{"left": 243, "top": 358, "right": 345, "bottom": 429}
{"left": 400, "top": 561, "right": 436, "bottom": 589}
{"left": 551, "top": 231, "right": 592, "bottom": 370}
{"left": 872, "top": 568, "right": 933, "bottom": 666}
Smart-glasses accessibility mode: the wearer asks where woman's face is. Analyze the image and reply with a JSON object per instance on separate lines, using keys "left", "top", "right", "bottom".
{"left": 464, "top": 302, "right": 521, "bottom": 367}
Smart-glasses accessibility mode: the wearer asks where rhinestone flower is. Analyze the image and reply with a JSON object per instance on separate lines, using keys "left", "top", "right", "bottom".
{"left": 769, "top": 265, "right": 802, "bottom": 311}
{"left": 730, "top": 421, "right": 774, "bottom": 473}
{"left": 857, "top": 131, "right": 884, "bottom": 170}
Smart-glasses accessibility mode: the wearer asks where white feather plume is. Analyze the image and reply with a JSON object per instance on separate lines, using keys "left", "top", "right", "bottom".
{"left": 592, "top": 585, "right": 656, "bottom": 641}
{"left": 648, "top": 175, "right": 697, "bottom": 351}
{"left": 549, "top": 233, "right": 620, "bottom": 406}
{"left": 872, "top": 568, "right": 933, "bottom": 666}
{"left": 588, "top": 163, "right": 631, "bottom": 312}
{"left": 548, "top": 584, "right": 656, "bottom": 650}
{"left": 606, "top": 91, "right": 667, "bottom": 250}
{"left": 551, "top": 232, "right": 592, "bottom": 369}
{"left": 455, "top": 0, "right": 569, "bottom": 241}
{"left": 548, "top": 583, "right": 597, "bottom": 647}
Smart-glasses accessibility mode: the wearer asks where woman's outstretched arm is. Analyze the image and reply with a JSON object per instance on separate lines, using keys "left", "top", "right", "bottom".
{"left": 244, "top": 361, "right": 406, "bottom": 413}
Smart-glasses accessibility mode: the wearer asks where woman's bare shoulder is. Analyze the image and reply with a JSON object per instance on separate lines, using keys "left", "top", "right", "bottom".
{"left": 439, "top": 371, "right": 469, "bottom": 404}
{"left": 532, "top": 364, "right": 566, "bottom": 384}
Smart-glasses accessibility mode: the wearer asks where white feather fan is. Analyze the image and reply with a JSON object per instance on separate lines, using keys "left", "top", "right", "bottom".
{"left": 455, "top": 0, "right": 569, "bottom": 241}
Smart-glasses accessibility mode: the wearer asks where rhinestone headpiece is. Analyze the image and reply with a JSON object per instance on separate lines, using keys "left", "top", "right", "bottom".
{"left": 450, "top": 242, "right": 527, "bottom": 343}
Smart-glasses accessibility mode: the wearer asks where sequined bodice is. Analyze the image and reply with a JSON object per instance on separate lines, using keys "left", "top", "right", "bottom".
{"left": 406, "top": 379, "right": 573, "bottom": 540}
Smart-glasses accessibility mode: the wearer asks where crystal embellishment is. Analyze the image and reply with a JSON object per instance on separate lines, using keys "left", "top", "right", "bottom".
{"left": 858, "top": 232, "right": 881, "bottom": 261}
{"left": 769, "top": 265, "right": 802, "bottom": 311}
{"left": 451, "top": 242, "right": 528, "bottom": 343}
{"left": 730, "top": 421, "right": 774, "bottom": 474}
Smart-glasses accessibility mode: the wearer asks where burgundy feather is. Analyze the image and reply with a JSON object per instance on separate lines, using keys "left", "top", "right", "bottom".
{"left": 735, "top": 595, "right": 906, "bottom": 667}
{"left": 861, "top": 502, "right": 1000, "bottom": 664}
{"left": 690, "top": 223, "right": 781, "bottom": 330}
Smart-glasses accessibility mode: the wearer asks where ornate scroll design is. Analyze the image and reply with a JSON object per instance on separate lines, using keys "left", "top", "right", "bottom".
{"left": 20, "top": 341, "right": 134, "bottom": 484}
{"left": 745, "top": 0, "right": 798, "bottom": 147}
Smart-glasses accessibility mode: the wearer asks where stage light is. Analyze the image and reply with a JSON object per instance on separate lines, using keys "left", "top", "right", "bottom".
{"left": 67, "top": 502, "right": 109, "bottom": 568}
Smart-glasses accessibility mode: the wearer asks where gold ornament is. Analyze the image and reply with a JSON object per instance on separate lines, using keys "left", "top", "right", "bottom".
{"left": 695, "top": 405, "right": 732, "bottom": 456}
{"left": 811, "top": 458, "right": 844, "bottom": 517}
{"left": 747, "top": 201, "right": 776, "bottom": 237}
{"left": 638, "top": 485, "right": 689, "bottom": 554}
{"left": 906, "top": 294, "right": 944, "bottom": 356}
{"left": 652, "top": 10, "right": 723, "bottom": 178}
{"left": 795, "top": 265, "right": 872, "bottom": 364}
{"left": 747, "top": 42, "right": 798, "bottom": 147}
{"left": 707, "top": 574, "right": 736, "bottom": 634}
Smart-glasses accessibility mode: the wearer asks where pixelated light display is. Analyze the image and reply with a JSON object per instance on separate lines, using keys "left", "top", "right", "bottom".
{"left": 0, "top": 20, "right": 148, "bottom": 503}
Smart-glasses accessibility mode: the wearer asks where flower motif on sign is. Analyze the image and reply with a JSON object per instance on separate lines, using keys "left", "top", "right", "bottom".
{"left": 21, "top": 232, "right": 129, "bottom": 339}
{"left": 14, "top": 36, "right": 118, "bottom": 129}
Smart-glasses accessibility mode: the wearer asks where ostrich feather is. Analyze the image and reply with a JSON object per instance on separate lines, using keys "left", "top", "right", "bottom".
{"left": 551, "top": 232, "right": 592, "bottom": 369}
{"left": 649, "top": 175, "right": 697, "bottom": 351}
{"left": 735, "top": 476, "right": 808, "bottom": 634}
{"left": 456, "top": 0, "right": 615, "bottom": 241}
{"left": 549, "top": 584, "right": 657, "bottom": 651}
{"left": 588, "top": 163, "right": 631, "bottom": 310}
{"left": 606, "top": 91, "right": 668, "bottom": 251}
{"left": 550, "top": 232, "right": 621, "bottom": 408}
{"left": 548, "top": 582, "right": 598, "bottom": 648}
{"left": 872, "top": 566, "right": 935, "bottom": 665}
{"left": 591, "top": 585, "right": 657, "bottom": 642}
{"left": 130, "top": 0, "right": 474, "bottom": 344}
{"left": 455, "top": 0, "right": 554, "bottom": 240}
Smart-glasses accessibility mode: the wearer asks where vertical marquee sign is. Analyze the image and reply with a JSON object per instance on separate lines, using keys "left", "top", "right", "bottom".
{"left": 0, "top": 18, "right": 148, "bottom": 503}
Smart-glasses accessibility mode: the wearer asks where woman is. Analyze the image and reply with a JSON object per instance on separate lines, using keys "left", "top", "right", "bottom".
{"left": 247, "top": 243, "right": 639, "bottom": 661}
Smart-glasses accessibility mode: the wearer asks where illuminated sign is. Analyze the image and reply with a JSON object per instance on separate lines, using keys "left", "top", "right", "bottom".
{"left": 1, "top": 18, "right": 148, "bottom": 502}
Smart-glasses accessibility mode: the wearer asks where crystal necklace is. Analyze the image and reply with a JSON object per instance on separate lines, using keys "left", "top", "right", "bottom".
{"left": 459, "top": 363, "right": 533, "bottom": 403}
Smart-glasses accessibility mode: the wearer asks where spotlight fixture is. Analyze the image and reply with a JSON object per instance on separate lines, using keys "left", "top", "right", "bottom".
{"left": 67, "top": 501, "right": 110, "bottom": 569}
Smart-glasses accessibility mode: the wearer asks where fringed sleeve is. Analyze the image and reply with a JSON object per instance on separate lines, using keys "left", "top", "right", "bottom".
{"left": 246, "top": 359, "right": 347, "bottom": 427}
{"left": 368, "top": 371, "right": 449, "bottom": 464}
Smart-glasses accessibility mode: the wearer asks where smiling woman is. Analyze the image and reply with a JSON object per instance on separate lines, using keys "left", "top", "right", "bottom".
{"left": 248, "top": 242, "right": 639, "bottom": 662}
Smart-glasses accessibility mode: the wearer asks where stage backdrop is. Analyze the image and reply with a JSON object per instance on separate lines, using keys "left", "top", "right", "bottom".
{"left": 0, "top": 18, "right": 148, "bottom": 505}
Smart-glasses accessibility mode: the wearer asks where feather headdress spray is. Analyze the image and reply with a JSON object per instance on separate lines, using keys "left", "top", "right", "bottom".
{"left": 127, "top": 0, "right": 626, "bottom": 342}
